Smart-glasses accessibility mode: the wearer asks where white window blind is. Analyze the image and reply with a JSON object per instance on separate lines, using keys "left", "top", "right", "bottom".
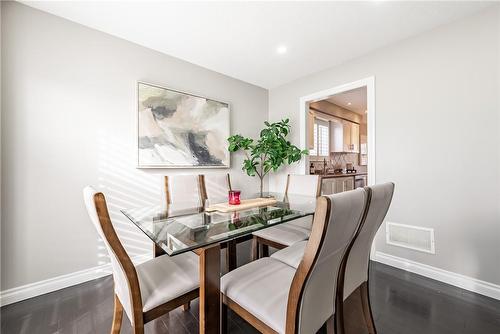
{"left": 310, "top": 119, "right": 329, "bottom": 157}
{"left": 310, "top": 124, "right": 318, "bottom": 156}
{"left": 317, "top": 122, "right": 329, "bottom": 156}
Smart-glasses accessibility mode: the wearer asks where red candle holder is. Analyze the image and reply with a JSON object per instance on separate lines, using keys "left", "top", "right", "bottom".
{"left": 228, "top": 190, "right": 241, "bottom": 205}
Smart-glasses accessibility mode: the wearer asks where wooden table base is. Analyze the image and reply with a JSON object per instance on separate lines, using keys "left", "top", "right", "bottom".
{"left": 199, "top": 244, "right": 221, "bottom": 334}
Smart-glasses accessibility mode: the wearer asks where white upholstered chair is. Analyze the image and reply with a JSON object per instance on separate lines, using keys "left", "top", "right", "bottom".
{"left": 202, "top": 173, "right": 232, "bottom": 204}
{"left": 221, "top": 188, "right": 369, "bottom": 334}
{"left": 83, "top": 186, "right": 199, "bottom": 334}
{"left": 251, "top": 174, "right": 321, "bottom": 259}
{"left": 201, "top": 173, "right": 239, "bottom": 271}
{"left": 164, "top": 175, "right": 205, "bottom": 212}
{"left": 270, "top": 183, "right": 395, "bottom": 334}
{"left": 338, "top": 182, "right": 394, "bottom": 334}
{"left": 158, "top": 175, "right": 206, "bottom": 258}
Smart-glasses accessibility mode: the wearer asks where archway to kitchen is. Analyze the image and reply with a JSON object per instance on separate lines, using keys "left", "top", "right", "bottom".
{"left": 299, "top": 77, "right": 376, "bottom": 191}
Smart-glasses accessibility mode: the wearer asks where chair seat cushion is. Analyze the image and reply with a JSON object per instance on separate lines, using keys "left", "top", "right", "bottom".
{"left": 271, "top": 240, "right": 307, "bottom": 269}
{"left": 136, "top": 251, "right": 199, "bottom": 312}
{"left": 221, "top": 258, "right": 296, "bottom": 333}
{"left": 252, "top": 223, "right": 310, "bottom": 247}
{"left": 286, "top": 215, "right": 313, "bottom": 230}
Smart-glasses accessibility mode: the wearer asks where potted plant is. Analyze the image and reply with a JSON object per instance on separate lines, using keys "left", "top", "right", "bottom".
{"left": 228, "top": 119, "right": 308, "bottom": 197}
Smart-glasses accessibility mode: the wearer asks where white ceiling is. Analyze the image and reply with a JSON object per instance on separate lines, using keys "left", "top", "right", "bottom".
{"left": 327, "top": 87, "right": 367, "bottom": 115}
{"left": 21, "top": 1, "right": 493, "bottom": 89}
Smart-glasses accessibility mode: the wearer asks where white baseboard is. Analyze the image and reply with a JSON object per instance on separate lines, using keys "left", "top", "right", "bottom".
{"left": 3, "top": 252, "right": 498, "bottom": 307}
{"left": 0, "top": 254, "right": 150, "bottom": 307}
{"left": 373, "top": 251, "right": 500, "bottom": 301}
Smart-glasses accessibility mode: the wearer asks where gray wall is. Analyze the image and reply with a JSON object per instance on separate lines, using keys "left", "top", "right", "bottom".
{"left": 1, "top": 2, "right": 268, "bottom": 290}
{"left": 2, "top": 1, "right": 499, "bottom": 293}
{"left": 269, "top": 7, "right": 500, "bottom": 285}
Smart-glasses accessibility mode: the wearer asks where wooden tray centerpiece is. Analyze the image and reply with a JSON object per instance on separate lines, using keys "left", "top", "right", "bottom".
{"left": 205, "top": 197, "right": 277, "bottom": 213}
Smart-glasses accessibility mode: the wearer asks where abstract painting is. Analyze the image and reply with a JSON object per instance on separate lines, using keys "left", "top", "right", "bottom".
{"left": 137, "top": 82, "right": 230, "bottom": 168}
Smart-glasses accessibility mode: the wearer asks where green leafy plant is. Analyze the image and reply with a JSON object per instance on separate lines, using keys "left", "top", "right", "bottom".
{"left": 228, "top": 119, "right": 308, "bottom": 197}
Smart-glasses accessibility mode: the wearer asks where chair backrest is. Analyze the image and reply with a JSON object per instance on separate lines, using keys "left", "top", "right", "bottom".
{"left": 203, "top": 173, "right": 232, "bottom": 203}
{"left": 164, "top": 175, "right": 205, "bottom": 210}
{"left": 285, "top": 174, "right": 321, "bottom": 197}
{"left": 343, "top": 182, "right": 395, "bottom": 299}
{"left": 286, "top": 188, "right": 369, "bottom": 334}
{"left": 83, "top": 186, "right": 142, "bottom": 323}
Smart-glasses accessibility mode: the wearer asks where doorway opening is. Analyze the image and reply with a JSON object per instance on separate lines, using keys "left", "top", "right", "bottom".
{"left": 299, "top": 77, "right": 375, "bottom": 192}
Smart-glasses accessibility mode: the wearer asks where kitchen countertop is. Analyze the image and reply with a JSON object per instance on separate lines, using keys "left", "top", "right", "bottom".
{"left": 316, "top": 172, "right": 367, "bottom": 179}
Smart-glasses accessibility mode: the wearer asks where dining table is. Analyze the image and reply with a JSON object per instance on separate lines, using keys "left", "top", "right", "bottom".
{"left": 121, "top": 192, "right": 317, "bottom": 334}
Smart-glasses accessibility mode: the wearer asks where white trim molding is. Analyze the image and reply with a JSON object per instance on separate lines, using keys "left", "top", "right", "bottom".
{"left": 373, "top": 251, "right": 500, "bottom": 301}
{"left": 299, "top": 76, "right": 376, "bottom": 185}
{"left": 0, "top": 254, "right": 150, "bottom": 307}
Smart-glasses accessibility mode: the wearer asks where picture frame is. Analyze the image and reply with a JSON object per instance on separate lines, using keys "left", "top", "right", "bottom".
{"left": 137, "top": 81, "right": 230, "bottom": 168}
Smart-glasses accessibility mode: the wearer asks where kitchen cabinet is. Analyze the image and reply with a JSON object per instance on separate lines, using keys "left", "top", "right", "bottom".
{"left": 330, "top": 119, "right": 360, "bottom": 153}
{"left": 322, "top": 178, "right": 334, "bottom": 195}
{"left": 337, "top": 176, "right": 355, "bottom": 193}
{"left": 321, "top": 176, "right": 355, "bottom": 195}
{"left": 355, "top": 175, "right": 367, "bottom": 189}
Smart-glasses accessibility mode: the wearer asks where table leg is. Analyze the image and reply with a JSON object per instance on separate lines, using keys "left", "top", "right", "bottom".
{"left": 226, "top": 240, "right": 237, "bottom": 272}
{"left": 153, "top": 243, "right": 166, "bottom": 258}
{"left": 199, "top": 244, "right": 221, "bottom": 334}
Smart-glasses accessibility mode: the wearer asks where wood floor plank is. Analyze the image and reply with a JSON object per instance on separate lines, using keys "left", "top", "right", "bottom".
{"left": 1, "top": 262, "right": 499, "bottom": 334}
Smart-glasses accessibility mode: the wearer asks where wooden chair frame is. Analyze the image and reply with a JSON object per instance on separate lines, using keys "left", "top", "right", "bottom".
{"left": 336, "top": 184, "right": 393, "bottom": 334}
{"left": 200, "top": 173, "right": 245, "bottom": 273}
{"left": 92, "top": 192, "right": 199, "bottom": 334}
{"left": 154, "top": 175, "right": 209, "bottom": 261}
{"left": 198, "top": 173, "right": 232, "bottom": 206}
{"left": 224, "top": 188, "right": 372, "bottom": 334}
{"left": 164, "top": 173, "right": 232, "bottom": 209}
{"left": 163, "top": 175, "right": 207, "bottom": 211}
{"left": 252, "top": 174, "right": 322, "bottom": 260}
{"left": 223, "top": 196, "right": 332, "bottom": 334}
{"left": 162, "top": 174, "right": 240, "bottom": 275}
{"left": 334, "top": 188, "right": 373, "bottom": 334}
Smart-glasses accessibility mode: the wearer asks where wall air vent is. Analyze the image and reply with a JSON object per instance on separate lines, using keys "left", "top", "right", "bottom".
{"left": 386, "top": 222, "right": 435, "bottom": 254}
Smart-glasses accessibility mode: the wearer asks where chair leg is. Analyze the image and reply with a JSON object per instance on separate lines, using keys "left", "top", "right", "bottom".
{"left": 226, "top": 240, "right": 237, "bottom": 271}
{"left": 261, "top": 244, "right": 269, "bottom": 257}
{"left": 251, "top": 237, "right": 259, "bottom": 261}
{"left": 153, "top": 243, "right": 165, "bottom": 258}
{"left": 132, "top": 325, "right": 144, "bottom": 334}
{"left": 111, "top": 294, "right": 123, "bottom": 334}
{"left": 221, "top": 298, "right": 228, "bottom": 334}
{"left": 360, "top": 281, "right": 377, "bottom": 334}
{"left": 335, "top": 292, "right": 345, "bottom": 334}
{"left": 326, "top": 314, "right": 336, "bottom": 334}
{"left": 182, "top": 301, "right": 190, "bottom": 311}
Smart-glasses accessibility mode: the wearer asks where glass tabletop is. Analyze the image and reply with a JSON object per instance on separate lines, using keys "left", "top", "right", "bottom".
{"left": 121, "top": 192, "right": 317, "bottom": 256}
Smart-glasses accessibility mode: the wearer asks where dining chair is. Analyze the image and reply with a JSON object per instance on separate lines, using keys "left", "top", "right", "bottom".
{"left": 221, "top": 188, "right": 369, "bottom": 334}
{"left": 83, "top": 186, "right": 199, "bottom": 334}
{"left": 251, "top": 174, "right": 321, "bottom": 259}
{"left": 337, "top": 182, "right": 394, "bottom": 334}
{"left": 158, "top": 175, "right": 207, "bottom": 258}
{"left": 269, "top": 183, "right": 395, "bottom": 334}
{"left": 164, "top": 174, "right": 205, "bottom": 211}
{"left": 201, "top": 173, "right": 239, "bottom": 272}
{"left": 202, "top": 173, "right": 232, "bottom": 204}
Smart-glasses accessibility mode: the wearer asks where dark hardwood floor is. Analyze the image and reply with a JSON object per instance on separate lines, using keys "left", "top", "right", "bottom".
{"left": 1, "top": 260, "right": 499, "bottom": 334}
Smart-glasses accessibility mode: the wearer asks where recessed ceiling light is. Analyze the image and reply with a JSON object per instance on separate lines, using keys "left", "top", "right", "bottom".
{"left": 347, "top": 102, "right": 352, "bottom": 106}
{"left": 276, "top": 45, "right": 287, "bottom": 54}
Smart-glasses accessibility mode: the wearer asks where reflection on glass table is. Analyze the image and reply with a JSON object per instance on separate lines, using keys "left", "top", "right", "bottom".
{"left": 121, "top": 192, "right": 316, "bottom": 256}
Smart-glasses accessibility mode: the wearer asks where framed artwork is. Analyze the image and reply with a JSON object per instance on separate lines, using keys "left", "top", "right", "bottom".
{"left": 137, "top": 82, "right": 230, "bottom": 168}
